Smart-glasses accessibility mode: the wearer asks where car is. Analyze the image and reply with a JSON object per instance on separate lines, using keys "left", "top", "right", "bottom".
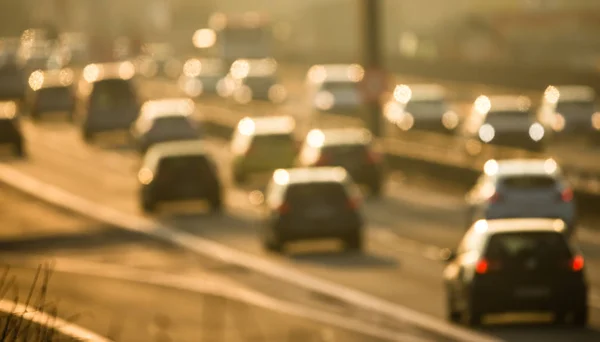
{"left": 26, "top": 68, "right": 76, "bottom": 120}
{"left": 0, "top": 101, "right": 25, "bottom": 157}
{"left": 137, "top": 140, "right": 222, "bottom": 213}
{"left": 75, "top": 61, "right": 140, "bottom": 141}
{"left": 306, "top": 64, "right": 365, "bottom": 115}
{"left": 136, "top": 42, "right": 182, "bottom": 79}
{"left": 0, "top": 38, "right": 26, "bottom": 100}
{"left": 16, "top": 40, "right": 53, "bottom": 77}
{"left": 460, "top": 95, "right": 547, "bottom": 154}
{"left": 57, "top": 32, "right": 90, "bottom": 67}
{"left": 382, "top": 83, "right": 459, "bottom": 135}
{"left": 178, "top": 57, "right": 228, "bottom": 97}
{"left": 296, "top": 127, "right": 385, "bottom": 196}
{"left": 539, "top": 85, "right": 597, "bottom": 137}
{"left": 259, "top": 167, "right": 364, "bottom": 252}
{"left": 219, "top": 58, "right": 286, "bottom": 104}
{"left": 131, "top": 97, "right": 201, "bottom": 153}
{"left": 465, "top": 158, "right": 576, "bottom": 236}
{"left": 443, "top": 218, "right": 588, "bottom": 327}
{"left": 230, "top": 116, "right": 297, "bottom": 184}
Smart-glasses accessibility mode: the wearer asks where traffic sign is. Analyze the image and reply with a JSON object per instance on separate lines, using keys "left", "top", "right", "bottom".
{"left": 359, "top": 68, "right": 390, "bottom": 102}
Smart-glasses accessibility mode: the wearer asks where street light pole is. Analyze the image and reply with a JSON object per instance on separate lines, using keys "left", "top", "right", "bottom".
{"left": 360, "top": 0, "right": 384, "bottom": 137}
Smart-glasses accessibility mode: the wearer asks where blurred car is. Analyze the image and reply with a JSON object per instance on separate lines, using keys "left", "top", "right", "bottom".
{"left": 131, "top": 98, "right": 201, "bottom": 154}
{"left": 465, "top": 158, "right": 576, "bottom": 236}
{"left": 306, "top": 64, "right": 365, "bottom": 114}
{"left": 443, "top": 218, "right": 588, "bottom": 327}
{"left": 57, "top": 32, "right": 90, "bottom": 67}
{"left": 76, "top": 61, "right": 139, "bottom": 141}
{"left": 259, "top": 167, "right": 364, "bottom": 252}
{"left": 0, "top": 101, "right": 25, "bottom": 157}
{"left": 230, "top": 116, "right": 298, "bottom": 184}
{"left": 382, "top": 83, "right": 459, "bottom": 135}
{"left": 16, "top": 40, "right": 53, "bottom": 76}
{"left": 219, "top": 58, "right": 286, "bottom": 104}
{"left": 137, "top": 140, "right": 222, "bottom": 213}
{"left": 26, "top": 68, "right": 75, "bottom": 120}
{"left": 460, "top": 95, "right": 547, "bottom": 154}
{"left": 136, "top": 43, "right": 182, "bottom": 79}
{"left": 296, "top": 128, "right": 385, "bottom": 196}
{"left": 0, "top": 38, "right": 26, "bottom": 100}
{"left": 538, "top": 85, "right": 599, "bottom": 141}
{"left": 178, "top": 57, "right": 228, "bottom": 97}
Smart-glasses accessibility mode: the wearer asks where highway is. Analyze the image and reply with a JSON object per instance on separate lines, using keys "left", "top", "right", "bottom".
{"left": 0, "top": 71, "right": 598, "bottom": 341}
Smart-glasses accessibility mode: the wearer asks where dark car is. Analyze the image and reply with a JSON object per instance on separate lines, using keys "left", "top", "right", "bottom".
{"left": 76, "top": 62, "right": 140, "bottom": 141}
{"left": 296, "top": 128, "right": 385, "bottom": 196}
{"left": 27, "top": 69, "right": 75, "bottom": 120}
{"left": 259, "top": 167, "right": 364, "bottom": 253}
{"left": 0, "top": 101, "right": 25, "bottom": 157}
{"left": 131, "top": 98, "right": 201, "bottom": 154}
{"left": 137, "top": 141, "right": 222, "bottom": 213}
{"left": 443, "top": 218, "right": 588, "bottom": 327}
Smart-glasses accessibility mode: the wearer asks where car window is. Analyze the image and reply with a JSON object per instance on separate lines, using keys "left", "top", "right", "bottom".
{"left": 250, "top": 133, "right": 295, "bottom": 150}
{"left": 485, "top": 110, "right": 534, "bottom": 125}
{"left": 500, "top": 175, "right": 557, "bottom": 189}
{"left": 150, "top": 116, "right": 197, "bottom": 135}
{"left": 484, "top": 232, "right": 572, "bottom": 264}
{"left": 322, "top": 144, "right": 369, "bottom": 163}
{"left": 556, "top": 101, "right": 595, "bottom": 117}
{"left": 405, "top": 100, "right": 446, "bottom": 114}
{"left": 157, "top": 155, "right": 213, "bottom": 179}
{"left": 37, "top": 87, "right": 72, "bottom": 101}
{"left": 285, "top": 182, "right": 349, "bottom": 207}
{"left": 90, "top": 79, "right": 136, "bottom": 107}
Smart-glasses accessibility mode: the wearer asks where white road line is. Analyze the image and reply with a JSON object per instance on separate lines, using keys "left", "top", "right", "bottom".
{"left": 0, "top": 299, "right": 112, "bottom": 342}
{"left": 9, "top": 257, "right": 433, "bottom": 342}
{"left": 0, "top": 164, "right": 501, "bottom": 342}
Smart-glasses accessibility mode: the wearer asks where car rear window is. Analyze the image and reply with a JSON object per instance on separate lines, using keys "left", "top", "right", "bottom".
{"left": 556, "top": 101, "right": 595, "bottom": 117}
{"left": 485, "top": 231, "right": 572, "bottom": 263}
{"left": 251, "top": 133, "right": 294, "bottom": 148}
{"left": 485, "top": 110, "right": 534, "bottom": 124}
{"left": 157, "top": 155, "right": 213, "bottom": 179}
{"left": 500, "top": 175, "right": 557, "bottom": 189}
{"left": 323, "top": 144, "right": 368, "bottom": 162}
{"left": 151, "top": 117, "right": 197, "bottom": 135}
{"left": 38, "top": 86, "right": 71, "bottom": 101}
{"left": 90, "top": 79, "right": 136, "bottom": 106}
{"left": 405, "top": 100, "right": 446, "bottom": 114}
{"left": 285, "top": 182, "right": 348, "bottom": 207}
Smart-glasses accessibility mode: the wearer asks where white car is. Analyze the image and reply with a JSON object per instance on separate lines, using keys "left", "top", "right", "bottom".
{"left": 219, "top": 58, "right": 286, "bottom": 104}
{"left": 465, "top": 158, "right": 576, "bottom": 237}
{"left": 306, "top": 64, "right": 365, "bottom": 114}
{"left": 539, "top": 85, "right": 598, "bottom": 138}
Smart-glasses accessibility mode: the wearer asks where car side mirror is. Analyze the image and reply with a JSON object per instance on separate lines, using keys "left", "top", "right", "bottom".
{"left": 440, "top": 248, "right": 457, "bottom": 263}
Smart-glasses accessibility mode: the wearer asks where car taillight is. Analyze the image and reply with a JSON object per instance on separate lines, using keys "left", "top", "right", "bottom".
{"left": 278, "top": 202, "right": 290, "bottom": 214}
{"left": 347, "top": 197, "right": 360, "bottom": 210}
{"left": 561, "top": 188, "right": 573, "bottom": 202}
{"left": 366, "top": 150, "right": 381, "bottom": 164}
{"left": 475, "top": 259, "right": 489, "bottom": 274}
{"left": 571, "top": 255, "right": 584, "bottom": 272}
{"left": 315, "top": 153, "right": 330, "bottom": 166}
{"left": 489, "top": 192, "right": 502, "bottom": 203}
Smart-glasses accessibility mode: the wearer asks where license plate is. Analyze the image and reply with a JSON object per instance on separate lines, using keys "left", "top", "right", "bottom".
{"left": 515, "top": 287, "right": 550, "bottom": 298}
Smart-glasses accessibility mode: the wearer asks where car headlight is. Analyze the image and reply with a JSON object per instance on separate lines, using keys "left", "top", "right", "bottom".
{"left": 529, "top": 122, "right": 545, "bottom": 141}
{"left": 478, "top": 123, "right": 495, "bottom": 143}
{"left": 234, "top": 85, "right": 253, "bottom": 104}
{"left": 442, "top": 110, "right": 459, "bottom": 130}
{"left": 552, "top": 113, "right": 565, "bottom": 132}
{"left": 315, "top": 91, "right": 335, "bottom": 110}
{"left": 592, "top": 112, "right": 600, "bottom": 130}
{"left": 398, "top": 112, "right": 414, "bottom": 131}
{"left": 179, "top": 77, "right": 203, "bottom": 97}
{"left": 268, "top": 84, "right": 287, "bottom": 103}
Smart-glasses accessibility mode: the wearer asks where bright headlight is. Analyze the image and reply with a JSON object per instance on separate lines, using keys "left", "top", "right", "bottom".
{"left": 268, "top": 84, "right": 287, "bottom": 103}
{"left": 529, "top": 122, "right": 545, "bottom": 141}
{"left": 478, "top": 124, "right": 495, "bottom": 143}
{"left": 552, "top": 113, "right": 565, "bottom": 132}
{"left": 398, "top": 112, "right": 414, "bottom": 131}
{"left": 442, "top": 110, "right": 459, "bottom": 130}
{"left": 315, "top": 91, "right": 335, "bottom": 110}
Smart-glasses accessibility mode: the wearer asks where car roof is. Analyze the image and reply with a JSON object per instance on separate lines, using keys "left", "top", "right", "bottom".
{"left": 472, "top": 218, "right": 566, "bottom": 235}
{"left": 483, "top": 158, "right": 561, "bottom": 178}
{"left": 236, "top": 116, "right": 295, "bottom": 136}
{"left": 474, "top": 95, "right": 532, "bottom": 115}
{"left": 272, "top": 167, "right": 349, "bottom": 186}
{"left": 307, "top": 127, "right": 372, "bottom": 147}
{"left": 0, "top": 101, "right": 17, "bottom": 119}
{"left": 140, "top": 98, "right": 195, "bottom": 119}
{"left": 144, "top": 141, "right": 208, "bottom": 170}
{"left": 82, "top": 61, "right": 136, "bottom": 83}
{"left": 307, "top": 64, "right": 364, "bottom": 84}
{"left": 545, "top": 85, "right": 596, "bottom": 103}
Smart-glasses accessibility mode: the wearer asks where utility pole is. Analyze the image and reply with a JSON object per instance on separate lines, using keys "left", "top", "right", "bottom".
{"left": 359, "top": 0, "right": 385, "bottom": 137}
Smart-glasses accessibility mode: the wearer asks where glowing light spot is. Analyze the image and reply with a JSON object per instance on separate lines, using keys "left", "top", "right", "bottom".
{"left": 544, "top": 158, "right": 558, "bottom": 174}
{"left": 474, "top": 220, "right": 488, "bottom": 234}
{"left": 393, "top": 84, "right": 412, "bottom": 103}
{"left": 238, "top": 117, "right": 255, "bottom": 136}
{"left": 306, "top": 129, "right": 325, "bottom": 148}
{"left": 529, "top": 122, "right": 545, "bottom": 141}
{"left": 28, "top": 70, "right": 44, "bottom": 91}
{"left": 273, "top": 169, "right": 289, "bottom": 185}
{"left": 484, "top": 159, "right": 498, "bottom": 175}
{"left": 192, "top": 29, "right": 217, "bottom": 48}
{"left": 478, "top": 123, "right": 495, "bottom": 143}
{"left": 314, "top": 91, "right": 334, "bottom": 110}
{"left": 183, "top": 59, "right": 201, "bottom": 77}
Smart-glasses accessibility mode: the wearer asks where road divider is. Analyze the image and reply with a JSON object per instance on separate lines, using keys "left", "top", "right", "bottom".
{"left": 0, "top": 156, "right": 500, "bottom": 342}
{"left": 0, "top": 299, "right": 112, "bottom": 342}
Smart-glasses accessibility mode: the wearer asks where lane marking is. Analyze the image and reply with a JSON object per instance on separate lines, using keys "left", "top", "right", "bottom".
{"left": 0, "top": 163, "right": 501, "bottom": 342}
{"left": 0, "top": 299, "right": 112, "bottom": 342}
{"left": 8, "top": 257, "right": 433, "bottom": 342}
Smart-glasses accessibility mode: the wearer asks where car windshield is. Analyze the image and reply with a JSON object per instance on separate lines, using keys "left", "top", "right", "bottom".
{"left": 285, "top": 182, "right": 348, "bottom": 207}
{"left": 251, "top": 133, "right": 295, "bottom": 150}
{"left": 38, "top": 87, "right": 71, "bottom": 101}
{"left": 322, "top": 81, "right": 357, "bottom": 93}
{"left": 157, "top": 155, "right": 212, "bottom": 179}
{"left": 405, "top": 100, "right": 447, "bottom": 114}
{"left": 323, "top": 144, "right": 369, "bottom": 164}
{"left": 90, "top": 79, "right": 136, "bottom": 107}
{"left": 485, "top": 232, "right": 572, "bottom": 266}
{"left": 500, "top": 175, "right": 557, "bottom": 189}
{"left": 556, "top": 101, "right": 596, "bottom": 117}
{"left": 151, "top": 117, "right": 197, "bottom": 136}
{"left": 485, "top": 110, "right": 533, "bottom": 125}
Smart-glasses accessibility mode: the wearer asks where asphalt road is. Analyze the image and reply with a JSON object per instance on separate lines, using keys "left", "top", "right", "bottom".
{"left": 0, "top": 77, "right": 597, "bottom": 342}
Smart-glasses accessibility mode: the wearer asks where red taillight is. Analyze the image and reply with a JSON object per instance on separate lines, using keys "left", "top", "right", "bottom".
{"left": 571, "top": 255, "right": 584, "bottom": 272}
{"left": 366, "top": 150, "right": 381, "bottom": 164}
{"left": 561, "top": 188, "right": 573, "bottom": 202}
{"left": 489, "top": 192, "right": 502, "bottom": 203}
{"left": 315, "top": 153, "right": 330, "bottom": 166}
{"left": 475, "top": 259, "right": 489, "bottom": 274}
{"left": 278, "top": 202, "right": 290, "bottom": 214}
{"left": 347, "top": 197, "right": 360, "bottom": 210}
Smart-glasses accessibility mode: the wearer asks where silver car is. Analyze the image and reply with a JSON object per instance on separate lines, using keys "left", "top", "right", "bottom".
{"left": 465, "top": 158, "right": 576, "bottom": 236}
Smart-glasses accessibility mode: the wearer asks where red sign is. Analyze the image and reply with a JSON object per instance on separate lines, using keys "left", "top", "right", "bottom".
{"left": 359, "top": 68, "right": 390, "bottom": 103}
